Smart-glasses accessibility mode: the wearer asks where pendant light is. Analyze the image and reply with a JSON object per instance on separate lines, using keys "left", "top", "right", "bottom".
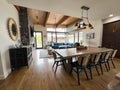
{"left": 74, "top": 6, "right": 94, "bottom": 30}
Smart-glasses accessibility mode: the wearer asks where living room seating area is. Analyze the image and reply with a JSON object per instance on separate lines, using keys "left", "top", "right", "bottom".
{"left": 51, "top": 42, "right": 74, "bottom": 49}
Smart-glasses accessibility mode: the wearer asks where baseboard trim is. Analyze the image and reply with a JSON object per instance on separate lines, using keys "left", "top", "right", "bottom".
{"left": 0, "top": 75, "right": 5, "bottom": 80}
{"left": 4, "top": 69, "right": 11, "bottom": 79}
{"left": 0, "top": 69, "right": 11, "bottom": 80}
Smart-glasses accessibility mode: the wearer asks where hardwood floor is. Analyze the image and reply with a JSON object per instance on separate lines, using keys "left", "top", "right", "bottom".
{"left": 0, "top": 50, "right": 120, "bottom": 90}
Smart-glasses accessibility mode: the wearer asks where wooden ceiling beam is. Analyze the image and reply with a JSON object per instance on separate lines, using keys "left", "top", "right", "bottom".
{"left": 14, "top": 5, "right": 21, "bottom": 12}
{"left": 43, "top": 12, "right": 50, "bottom": 27}
{"left": 56, "top": 16, "right": 69, "bottom": 27}
{"left": 67, "top": 18, "right": 81, "bottom": 27}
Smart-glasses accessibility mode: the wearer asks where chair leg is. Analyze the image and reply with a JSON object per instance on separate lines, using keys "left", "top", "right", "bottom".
{"left": 55, "top": 62, "right": 59, "bottom": 72}
{"left": 77, "top": 68, "right": 80, "bottom": 85}
{"left": 99, "top": 63, "right": 103, "bottom": 74}
{"left": 62, "top": 61, "right": 66, "bottom": 70}
{"left": 111, "top": 60, "right": 116, "bottom": 68}
{"left": 105, "top": 63, "right": 109, "bottom": 72}
{"left": 95, "top": 65, "right": 100, "bottom": 75}
{"left": 107, "top": 61, "right": 110, "bottom": 70}
{"left": 84, "top": 68, "right": 89, "bottom": 80}
{"left": 89, "top": 67, "right": 92, "bottom": 79}
{"left": 52, "top": 61, "right": 56, "bottom": 69}
{"left": 70, "top": 66, "right": 73, "bottom": 74}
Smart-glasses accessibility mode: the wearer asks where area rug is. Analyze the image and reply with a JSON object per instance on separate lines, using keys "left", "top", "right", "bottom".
{"left": 39, "top": 49, "right": 52, "bottom": 58}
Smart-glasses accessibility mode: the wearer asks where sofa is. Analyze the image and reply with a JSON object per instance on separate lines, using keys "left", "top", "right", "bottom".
{"left": 51, "top": 42, "right": 74, "bottom": 49}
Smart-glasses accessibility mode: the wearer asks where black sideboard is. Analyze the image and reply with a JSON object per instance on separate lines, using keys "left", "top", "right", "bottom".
{"left": 9, "top": 46, "right": 32, "bottom": 71}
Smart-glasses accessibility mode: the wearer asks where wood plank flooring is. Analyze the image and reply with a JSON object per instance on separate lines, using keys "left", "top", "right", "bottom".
{"left": 0, "top": 49, "right": 120, "bottom": 90}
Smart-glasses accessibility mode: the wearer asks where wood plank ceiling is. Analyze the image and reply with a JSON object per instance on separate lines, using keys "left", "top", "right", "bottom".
{"left": 15, "top": 6, "right": 81, "bottom": 27}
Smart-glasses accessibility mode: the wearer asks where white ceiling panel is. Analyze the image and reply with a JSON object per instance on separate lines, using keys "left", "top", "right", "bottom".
{"left": 7, "top": 0, "right": 120, "bottom": 20}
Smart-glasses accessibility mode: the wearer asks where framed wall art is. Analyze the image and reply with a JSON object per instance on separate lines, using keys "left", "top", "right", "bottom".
{"left": 7, "top": 18, "right": 18, "bottom": 41}
{"left": 86, "top": 33, "right": 95, "bottom": 39}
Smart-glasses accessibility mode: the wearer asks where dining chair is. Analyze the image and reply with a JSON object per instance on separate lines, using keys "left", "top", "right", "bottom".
{"left": 70, "top": 54, "right": 90, "bottom": 85}
{"left": 107, "top": 50, "right": 117, "bottom": 70}
{"left": 87, "top": 53, "right": 101, "bottom": 79}
{"left": 99, "top": 51, "right": 111, "bottom": 74}
{"left": 52, "top": 51, "right": 66, "bottom": 72}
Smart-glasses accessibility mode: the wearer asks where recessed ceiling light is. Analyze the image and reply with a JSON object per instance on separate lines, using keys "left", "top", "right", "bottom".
{"left": 109, "top": 14, "right": 113, "bottom": 17}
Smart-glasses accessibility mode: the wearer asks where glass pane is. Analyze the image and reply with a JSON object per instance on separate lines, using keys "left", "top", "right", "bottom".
{"left": 47, "top": 28, "right": 56, "bottom": 32}
{"left": 35, "top": 32, "right": 43, "bottom": 48}
{"left": 67, "top": 33, "right": 74, "bottom": 43}
{"left": 79, "top": 32, "right": 83, "bottom": 41}
{"left": 47, "top": 28, "right": 66, "bottom": 32}
{"left": 56, "top": 28, "right": 66, "bottom": 32}
{"left": 47, "top": 33, "right": 52, "bottom": 42}
{"left": 75, "top": 32, "right": 78, "bottom": 42}
{"left": 79, "top": 32, "right": 83, "bottom": 45}
{"left": 57, "top": 33, "right": 65, "bottom": 43}
{"left": 53, "top": 33, "right": 57, "bottom": 42}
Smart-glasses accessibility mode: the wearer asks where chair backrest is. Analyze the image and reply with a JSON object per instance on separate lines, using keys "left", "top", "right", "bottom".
{"left": 90, "top": 53, "right": 101, "bottom": 64}
{"left": 101, "top": 52, "right": 106, "bottom": 59}
{"left": 111, "top": 50, "right": 117, "bottom": 58}
{"left": 74, "top": 42, "right": 80, "bottom": 47}
{"left": 52, "top": 51, "right": 64, "bottom": 60}
{"left": 90, "top": 54, "right": 96, "bottom": 62}
{"left": 78, "top": 54, "right": 90, "bottom": 67}
{"left": 104, "top": 51, "right": 111, "bottom": 60}
{"left": 52, "top": 51, "right": 57, "bottom": 59}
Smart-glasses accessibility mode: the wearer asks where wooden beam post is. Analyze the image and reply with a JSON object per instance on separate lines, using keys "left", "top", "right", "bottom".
{"left": 43, "top": 12, "right": 50, "bottom": 27}
{"left": 67, "top": 19, "right": 81, "bottom": 27}
{"left": 14, "top": 5, "right": 21, "bottom": 12}
{"left": 56, "top": 16, "right": 69, "bottom": 27}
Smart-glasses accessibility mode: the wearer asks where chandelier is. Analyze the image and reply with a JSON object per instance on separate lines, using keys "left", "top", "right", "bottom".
{"left": 74, "top": 6, "right": 94, "bottom": 30}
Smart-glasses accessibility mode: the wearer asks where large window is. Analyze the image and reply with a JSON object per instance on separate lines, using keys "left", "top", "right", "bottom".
{"left": 47, "top": 28, "right": 83, "bottom": 44}
{"left": 57, "top": 33, "right": 65, "bottom": 43}
{"left": 47, "top": 28, "right": 66, "bottom": 43}
{"left": 67, "top": 31, "right": 83, "bottom": 43}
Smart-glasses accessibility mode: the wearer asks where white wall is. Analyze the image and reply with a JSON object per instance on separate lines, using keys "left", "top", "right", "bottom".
{"left": 0, "top": 0, "right": 19, "bottom": 79}
{"left": 34, "top": 25, "right": 47, "bottom": 48}
{"left": 67, "top": 20, "right": 103, "bottom": 47}
{"left": 0, "top": 50, "right": 4, "bottom": 79}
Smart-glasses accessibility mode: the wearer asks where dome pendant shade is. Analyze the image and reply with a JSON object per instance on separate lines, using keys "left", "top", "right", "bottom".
{"left": 88, "top": 23, "right": 94, "bottom": 29}
{"left": 83, "top": 22, "right": 87, "bottom": 26}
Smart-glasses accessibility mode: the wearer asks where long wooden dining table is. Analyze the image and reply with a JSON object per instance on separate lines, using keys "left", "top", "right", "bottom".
{"left": 54, "top": 47, "right": 113, "bottom": 71}
{"left": 55, "top": 47, "right": 113, "bottom": 59}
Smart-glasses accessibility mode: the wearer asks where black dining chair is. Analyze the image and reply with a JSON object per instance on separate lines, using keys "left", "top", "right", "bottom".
{"left": 99, "top": 51, "right": 111, "bottom": 74}
{"left": 70, "top": 54, "right": 90, "bottom": 85}
{"left": 87, "top": 53, "right": 101, "bottom": 79}
{"left": 52, "top": 51, "right": 66, "bottom": 72}
{"left": 107, "top": 50, "right": 117, "bottom": 70}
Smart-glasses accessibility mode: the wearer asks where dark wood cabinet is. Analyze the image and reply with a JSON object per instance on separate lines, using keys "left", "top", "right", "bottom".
{"left": 102, "top": 20, "right": 120, "bottom": 58}
{"left": 9, "top": 46, "right": 32, "bottom": 71}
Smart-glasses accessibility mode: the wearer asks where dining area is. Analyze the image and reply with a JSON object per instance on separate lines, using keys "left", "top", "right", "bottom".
{"left": 51, "top": 47, "right": 118, "bottom": 88}
{"left": 0, "top": 47, "right": 119, "bottom": 90}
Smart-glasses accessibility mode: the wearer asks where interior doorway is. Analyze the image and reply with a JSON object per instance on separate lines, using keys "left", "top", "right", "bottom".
{"left": 34, "top": 31, "right": 43, "bottom": 49}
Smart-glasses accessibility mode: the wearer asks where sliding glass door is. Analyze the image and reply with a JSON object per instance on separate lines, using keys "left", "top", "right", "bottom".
{"left": 35, "top": 31, "right": 43, "bottom": 49}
